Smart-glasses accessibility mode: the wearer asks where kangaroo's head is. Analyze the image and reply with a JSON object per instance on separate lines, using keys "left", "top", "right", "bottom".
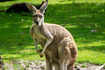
{"left": 26, "top": 0, "right": 48, "bottom": 26}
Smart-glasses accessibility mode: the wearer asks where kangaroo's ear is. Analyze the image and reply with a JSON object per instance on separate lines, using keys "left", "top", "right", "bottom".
{"left": 40, "top": 0, "right": 48, "bottom": 13}
{"left": 26, "top": 3, "right": 37, "bottom": 12}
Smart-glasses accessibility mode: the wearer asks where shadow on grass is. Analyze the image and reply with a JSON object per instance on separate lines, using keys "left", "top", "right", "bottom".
{"left": 0, "top": 0, "right": 13, "bottom": 2}
{"left": 0, "top": 2, "right": 105, "bottom": 60}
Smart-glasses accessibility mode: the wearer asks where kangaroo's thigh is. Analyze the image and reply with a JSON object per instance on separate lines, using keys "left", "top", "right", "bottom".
{"left": 67, "top": 43, "right": 77, "bottom": 70}
{"left": 67, "top": 47, "right": 77, "bottom": 70}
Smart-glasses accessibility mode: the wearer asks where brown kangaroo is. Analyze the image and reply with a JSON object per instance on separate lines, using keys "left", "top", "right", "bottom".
{"left": 26, "top": 0, "right": 78, "bottom": 70}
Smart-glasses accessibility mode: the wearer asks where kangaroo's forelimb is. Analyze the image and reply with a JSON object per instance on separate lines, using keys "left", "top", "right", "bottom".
{"left": 40, "top": 29, "right": 54, "bottom": 57}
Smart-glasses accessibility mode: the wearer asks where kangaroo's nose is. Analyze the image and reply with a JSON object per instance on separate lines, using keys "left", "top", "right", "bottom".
{"left": 35, "top": 21, "right": 39, "bottom": 25}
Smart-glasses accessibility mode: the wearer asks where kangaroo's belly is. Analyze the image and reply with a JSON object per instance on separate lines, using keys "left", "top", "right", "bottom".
{"left": 45, "top": 45, "right": 59, "bottom": 64}
{"left": 45, "top": 36, "right": 75, "bottom": 64}
{"left": 45, "top": 44, "right": 71, "bottom": 65}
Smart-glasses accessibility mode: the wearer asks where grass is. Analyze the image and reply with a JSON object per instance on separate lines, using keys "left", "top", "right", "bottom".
{"left": 0, "top": 13, "right": 42, "bottom": 61}
{"left": 0, "top": 0, "right": 105, "bottom": 64}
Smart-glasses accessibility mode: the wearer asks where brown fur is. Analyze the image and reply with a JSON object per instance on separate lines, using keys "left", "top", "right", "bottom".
{"left": 26, "top": 0, "right": 78, "bottom": 70}
{"left": 31, "top": 23, "right": 78, "bottom": 70}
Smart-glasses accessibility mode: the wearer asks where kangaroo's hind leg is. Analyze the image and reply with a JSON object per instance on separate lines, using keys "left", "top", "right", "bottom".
{"left": 64, "top": 64, "right": 68, "bottom": 70}
{"left": 67, "top": 43, "right": 78, "bottom": 70}
{"left": 45, "top": 55, "right": 53, "bottom": 70}
{"left": 67, "top": 63, "right": 75, "bottom": 70}
{"left": 59, "top": 62, "right": 68, "bottom": 70}
{"left": 58, "top": 46, "right": 68, "bottom": 70}
{"left": 46, "top": 60, "right": 52, "bottom": 70}
{"left": 54, "top": 63, "right": 60, "bottom": 70}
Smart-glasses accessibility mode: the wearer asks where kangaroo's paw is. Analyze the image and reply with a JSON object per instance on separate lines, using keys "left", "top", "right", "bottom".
{"left": 40, "top": 52, "right": 44, "bottom": 57}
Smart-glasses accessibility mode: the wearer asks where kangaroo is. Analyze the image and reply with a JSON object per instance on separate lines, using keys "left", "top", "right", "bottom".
{"left": 26, "top": 0, "right": 78, "bottom": 70}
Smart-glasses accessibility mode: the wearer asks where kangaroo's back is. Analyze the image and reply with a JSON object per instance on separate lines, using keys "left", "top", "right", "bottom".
{"left": 43, "top": 23, "right": 74, "bottom": 43}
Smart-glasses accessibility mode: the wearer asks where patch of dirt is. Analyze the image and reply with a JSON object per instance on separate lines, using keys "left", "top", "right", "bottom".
{"left": 1, "top": 60, "right": 105, "bottom": 70}
{"left": 76, "top": 63, "right": 105, "bottom": 70}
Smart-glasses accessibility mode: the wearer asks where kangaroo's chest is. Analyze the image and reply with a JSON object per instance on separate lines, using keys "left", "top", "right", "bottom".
{"left": 31, "top": 26, "right": 47, "bottom": 43}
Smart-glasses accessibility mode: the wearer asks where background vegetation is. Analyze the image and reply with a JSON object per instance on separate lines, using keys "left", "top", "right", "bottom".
{"left": 0, "top": 0, "right": 105, "bottom": 64}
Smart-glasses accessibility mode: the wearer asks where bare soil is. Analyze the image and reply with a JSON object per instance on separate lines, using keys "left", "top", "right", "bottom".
{"left": 2, "top": 60, "right": 105, "bottom": 70}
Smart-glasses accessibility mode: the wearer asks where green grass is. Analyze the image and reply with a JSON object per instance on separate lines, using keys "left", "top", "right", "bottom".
{"left": 0, "top": 0, "right": 105, "bottom": 64}
{"left": 0, "top": 13, "right": 42, "bottom": 61}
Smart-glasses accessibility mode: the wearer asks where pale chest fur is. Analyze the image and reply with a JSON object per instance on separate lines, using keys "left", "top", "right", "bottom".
{"left": 30, "top": 24, "right": 47, "bottom": 45}
{"left": 30, "top": 23, "right": 72, "bottom": 46}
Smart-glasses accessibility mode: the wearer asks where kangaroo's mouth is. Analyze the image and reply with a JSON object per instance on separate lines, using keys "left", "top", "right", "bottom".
{"left": 36, "top": 22, "right": 39, "bottom": 25}
{"left": 34, "top": 21, "right": 39, "bottom": 25}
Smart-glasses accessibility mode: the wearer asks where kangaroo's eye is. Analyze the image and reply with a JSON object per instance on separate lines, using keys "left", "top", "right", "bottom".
{"left": 33, "top": 15, "right": 37, "bottom": 17}
{"left": 39, "top": 15, "right": 42, "bottom": 18}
